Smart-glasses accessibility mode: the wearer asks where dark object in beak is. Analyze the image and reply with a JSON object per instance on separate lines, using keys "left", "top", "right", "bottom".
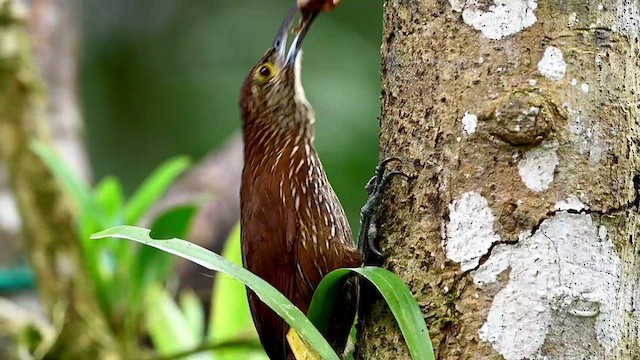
{"left": 272, "top": 5, "right": 319, "bottom": 66}
{"left": 287, "top": 11, "right": 318, "bottom": 64}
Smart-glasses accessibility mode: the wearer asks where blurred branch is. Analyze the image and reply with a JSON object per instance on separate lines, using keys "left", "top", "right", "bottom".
{"left": 0, "top": 296, "right": 54, "bottom": 357}
{"left": 27, "top": 0, "right": 90, "bottom": 182}
{"left": 0, "top": 1, "right": 114, "bottom": 358}
{"left": 0, "top": 165, "right": 22, "bottom": 268}
{"left": 0, "top": 0, "right": 90, "bottom": 285}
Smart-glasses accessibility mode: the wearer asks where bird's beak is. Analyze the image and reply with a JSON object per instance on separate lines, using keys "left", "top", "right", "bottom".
{"left": 272, "top": 6, "right": 297, "bottom": 67}
{"left": 272, "top": 5, "right": 319, "bottom": 67}
{"left": 287, "top": 11, "right": 318, "bottom": 65}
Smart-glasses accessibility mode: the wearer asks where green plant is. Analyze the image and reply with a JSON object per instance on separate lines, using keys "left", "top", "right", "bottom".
{"left": 144, "top": 225, "right": 267, "bottom": 360}
{"left": 33, "top": 142, "right": 195, "bottom": 351}
{"left": 209, "top": 224, "right": 267, "bottom": 360}
{"left": 92, "top": 226, "right": 435, "bottom": 359}
{"left": 34, "top": 141, "right": 435, "bottom": 358}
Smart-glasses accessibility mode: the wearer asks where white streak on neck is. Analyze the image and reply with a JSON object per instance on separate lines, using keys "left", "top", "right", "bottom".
{"left": 293, "top": 52, "right": 308, "bottom": 105}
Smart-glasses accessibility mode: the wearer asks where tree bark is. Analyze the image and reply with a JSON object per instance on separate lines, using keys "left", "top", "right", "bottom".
{"left": 358, "top": 1, "right": 639, "bottom": 359}
{"left": 26, "top": 0, "right": 91, "bottom": 182}
{"left": 0, "top": 1, "right": 115, "bottom": 358}
{"left": 0, "top": 0, "right": 90, "bottom": 281}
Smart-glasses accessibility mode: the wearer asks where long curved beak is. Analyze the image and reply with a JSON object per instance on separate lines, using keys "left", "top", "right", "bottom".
{"left": 271, "top": 6, "right": 319, "bottom": 66}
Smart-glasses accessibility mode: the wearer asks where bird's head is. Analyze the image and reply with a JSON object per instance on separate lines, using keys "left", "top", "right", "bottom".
{"left": 240, "top": 6, "right": 318, "bottom": 130}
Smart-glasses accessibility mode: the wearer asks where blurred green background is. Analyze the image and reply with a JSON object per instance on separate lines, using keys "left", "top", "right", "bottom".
{"left": 82, "top": 0, "right": 383, "bottom": 228}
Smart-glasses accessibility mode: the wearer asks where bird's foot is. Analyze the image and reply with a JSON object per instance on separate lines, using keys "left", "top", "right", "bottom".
{"left": 358, "top": 157, "right": 409, "bottom": 262}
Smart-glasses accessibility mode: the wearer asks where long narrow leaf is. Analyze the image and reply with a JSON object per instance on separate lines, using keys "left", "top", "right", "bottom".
{"left": 124, "top": 156, "right": 190, "bottom": 224}
{"left": 210, "top": 224, "right": 256, "bottom": 341}
{"left": 210, "top": 224, "right": 266, "bottom": 360}
{"left": 32, "top": 141, "right": 105, "bottom": 224}
{"left": 146, "top": 285, "right": 209, "bottom": 360}
{"left": 94, "top": 176, "right": 125, "bottom": 225}
{"left": 91, "top": 226, "right": 339, "bottom": 360}
{"left": 307, "top": 267, "right": 435, "bottom": 360}
{"left": 180, "top": 290, "right": 206, "bottom": 341}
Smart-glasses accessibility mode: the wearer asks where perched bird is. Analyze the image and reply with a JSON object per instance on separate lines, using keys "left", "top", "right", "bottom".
{"left": 239, "top": 5, "right": 362, "bottom": 359}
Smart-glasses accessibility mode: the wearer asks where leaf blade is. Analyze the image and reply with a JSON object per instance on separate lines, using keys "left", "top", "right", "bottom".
{"left": 307, "top": 267, "right": 435, "bottom": 360}
{"left": 124, "top": 156, "right": 190, "bottom": 224}
{"left": 91, "top": 226, "right": 339, "bottom": 360}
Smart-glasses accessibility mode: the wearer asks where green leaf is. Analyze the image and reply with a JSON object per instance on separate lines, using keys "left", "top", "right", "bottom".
{"left": 124, "top": 156, "right": 191, "bottom": 225}
{"left": 94, "top": 176, "right": 125, "bottom": 226}
{"left": 132, "top": 205, "right": 197, "bottom": 299}
{"left": 32, "top": 141, "right": 106, "bottom": 223}
{"left": 180, "top": 290, "right": 206, "bottom": 341}
{"left": 91, "top": 226, "right": 339, "bottom": 360}
{"left": 33, "top": 141, "right": 119, "bottom": 309}
{"left": 149, "top": 205, "right": 198, "bottom": 240}
{"left": 94, "top": 177, "right": 130, "bottom": 289}
{"left": 209, "top": 224, "right": 266, "bottom": 360}
{"left": 308, "top": 267, "right": 435, "bottom": 360}
{"left": 146, "top": 285, "right": 209, "bottom": 360}
{"left": 209, "top": 224, "right": 255, "bottom": 340}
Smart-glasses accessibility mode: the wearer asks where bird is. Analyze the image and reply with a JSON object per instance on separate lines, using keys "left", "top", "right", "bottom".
{"left": 239, "top": 5, "right": 362, "bottom": 360}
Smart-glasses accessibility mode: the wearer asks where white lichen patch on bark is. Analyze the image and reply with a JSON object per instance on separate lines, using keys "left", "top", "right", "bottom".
{"left": 471, "top": 244, "right": 510, "bottom": 285}
{"left": 449, "top": 0, "right": 466, "bottom": 12}
{"left": 462, "top": 111, "right": 478, "bottom": 135}
{"left": 445, "top": 191, "right": 500, "bottom": 271}
{"left": 517, "top": 140, "right": 559, "bottom": 192}
{"left": 565, "top": 103, "right": 604, "bottom": 165}
{"left": 537, "top": 46, "right": 567, "bottom": 81}
{"left": 477, "top": 213, "right": 622, "bottom": 359}
{"left": 616, "top": 0, "right": 640, "bottom": 38}
{"left": 568, "top": 12, "right": 578, "bottom": 26}
{"left": 0, "top": 191, "right": 20, "bottom": 231}
{"left": 448, "top": 0, "right": 538, "bottom": 40}
{"left": 554, "top": 194, "right": 585, "bottom": 211}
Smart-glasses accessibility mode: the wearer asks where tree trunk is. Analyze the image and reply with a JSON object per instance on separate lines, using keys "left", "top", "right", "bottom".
{"left": 0, "top": 0, "right": 90, "bottom": 282}
{"left": 357, "top": 1, "right": 639, "bottom": 359}
{"left": 0, "top": 1, "right": 116, "bottom": 358}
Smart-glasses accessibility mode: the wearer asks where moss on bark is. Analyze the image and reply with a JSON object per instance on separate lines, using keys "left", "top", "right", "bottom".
{"left": 0, "top": 1, "right": 117, "bottom": 359}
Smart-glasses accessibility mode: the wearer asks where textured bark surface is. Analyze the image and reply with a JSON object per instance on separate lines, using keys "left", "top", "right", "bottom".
{"left": 0, "top": 1, "right": 114, "bottom": 358}
{"left": 0, "top": 0, "right": 89, "bottom": 274}
{"left": 357, "top": 1, "right": 639, "bottom": 359}
{"left": 26, "top": 0, "right": 90, "bottom": 182}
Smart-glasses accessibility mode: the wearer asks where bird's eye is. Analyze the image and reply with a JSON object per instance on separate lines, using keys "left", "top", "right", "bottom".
{"left": 255, "top": 63, "right": 277, "bottom": 83}
{"left": 259, "top": 66, "right": 271, "bottom": 77}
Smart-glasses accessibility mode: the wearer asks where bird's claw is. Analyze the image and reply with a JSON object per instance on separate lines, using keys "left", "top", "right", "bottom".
{"left": 365, "top": 157, "right": 402, "bottom": 195}
{"left": 358, "top": 157, "right": 409, "bottom": 262}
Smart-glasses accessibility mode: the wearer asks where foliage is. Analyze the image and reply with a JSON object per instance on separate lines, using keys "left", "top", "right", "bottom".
{"left": 34, "top": 142, "right": 267, "bottom": 359}
{"left": 144, "top": 225, "right": 267, "bottom": 360}
{"left": 146, "top": 286, "right": 210, "bottom": 360}
{"left": 34, "top": 141, "right": 434, "bottom": 359}
{"left": 33, "top": 142, "right": 195, "bottom": 350}
{"left": 209, "top": 225, "right": 268, "bottom": 360}
{"left": 92, "top": 226, "right": 435, "bottom": 359}
{"left": 309, "top": 268, "right": 434, "bottom": 360}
